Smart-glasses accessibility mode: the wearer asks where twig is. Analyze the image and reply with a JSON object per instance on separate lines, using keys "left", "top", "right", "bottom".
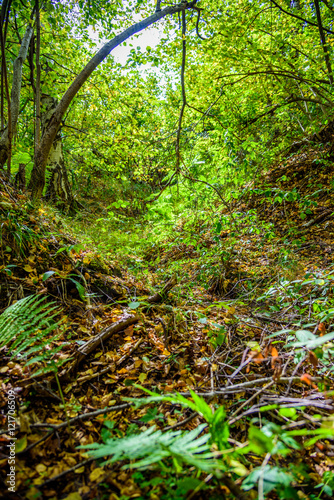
{"left": 228, "top": 381, "right": 275, "bottom": 425}
{"left": 16, "top": 403, "right": 132, "bottom": 455}
{"left": 62, "top": 314, "right": 139, "bottom": 376}
{"left": 269, "top": 0, "right": 334, "bottom": 35}
{"left": 285, "top": 356, "right": 306, "bottom": 396}
{"left": 180, "top": 376, "right": 320, "bottom": 397}
{"left": 35, "top": 457, "right": 97, "bottom": 488}
{"left": 259, "top": 452, "right": 271, "bottom": 500}
{"left": 164, "top": 411, "right": 198, "bottom": 430}
{"left": 220, "top": 473, "right": 252, "bottom": 500}
{"left": 251, "top": 313, "right": 290, "bottom": 325}
{"left": 175, "top": 8, "right": 187, "bottom": 174}
{"left": 77, "top": 338, "right": 143, "bottom": 383}
{"left": 146, "top": 277, "right": 177, "bottom": 304}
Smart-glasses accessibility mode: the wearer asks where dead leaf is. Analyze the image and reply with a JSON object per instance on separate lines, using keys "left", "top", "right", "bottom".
{"left": 89, "top": 467, "right": 105, "bottom": 482}
{"left": 309, "top": 351, "right": 318, "bottom": 369}
{"left": 300, "top": 373, "right": 312, "bottom": 385}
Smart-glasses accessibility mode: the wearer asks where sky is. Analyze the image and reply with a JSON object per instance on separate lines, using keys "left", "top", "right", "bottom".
{"left": 111, "top": 25, "right": 162, "bottom": 65}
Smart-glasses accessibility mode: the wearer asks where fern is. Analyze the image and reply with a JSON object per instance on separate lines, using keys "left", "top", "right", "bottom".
{"left": 0, "top": 294, "right": 65, "bottom": 374}
{"left": 124, "top": 385, "right": 230, "bottom": 450}
{"left": 82, "top": 424, "right": 224, "bottom": 472}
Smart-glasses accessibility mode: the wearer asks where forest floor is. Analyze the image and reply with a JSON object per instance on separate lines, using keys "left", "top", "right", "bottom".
{"left": 1, "top": 130, "right": 334, "bottom": 500}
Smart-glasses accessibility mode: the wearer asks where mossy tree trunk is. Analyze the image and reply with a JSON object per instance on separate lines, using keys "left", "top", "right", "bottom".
{"left": 41, "top": 95, "right": 77, "bottom": 213}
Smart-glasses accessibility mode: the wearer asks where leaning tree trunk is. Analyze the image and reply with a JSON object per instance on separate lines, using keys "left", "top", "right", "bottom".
{"left": 41, "top": 95, "right": 76, "bottom": 213}
{"left": 0, "top": 24, "right": 33, "bottom": 169}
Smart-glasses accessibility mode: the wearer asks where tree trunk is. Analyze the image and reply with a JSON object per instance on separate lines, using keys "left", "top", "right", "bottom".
{"left": 0, "top": 24, "right": 33, "bottom": 169}
{"left": 314, "top": 0, "right": 333, "bottom": 85}
{"left": 41, "top": 95, "right": 76, "bottom": 213}
{"left": 28, "top": 1, "right": 198, "bottom": 199}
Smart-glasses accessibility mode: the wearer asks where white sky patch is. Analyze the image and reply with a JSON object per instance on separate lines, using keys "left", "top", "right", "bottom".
{"left": 112, "top": 24, "right": 162, "bottom": 64}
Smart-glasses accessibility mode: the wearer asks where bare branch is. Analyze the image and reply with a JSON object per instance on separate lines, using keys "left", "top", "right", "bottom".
{"left": 270, "top": 0, "right": 334, "bottom": 35}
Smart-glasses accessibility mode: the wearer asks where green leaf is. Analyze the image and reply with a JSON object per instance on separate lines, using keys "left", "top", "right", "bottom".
{"left": 69, "top": 278, "right": 86, "bottom": 301}
{"left": 242, "top": 465, "right": 293, "bottom": 494}
{"left": 128, "top": 301, "right": 141, "bottom": 309}
{"left": 247, "top": 426, "right": 275, "bottom": 454}
{"left": 81, "top": 424, "right": 222, "bottom": 472}
{"left": 211, "top": 406, "right": 229, "bottom": 449}
{"left": 15, "top": 436, "right": 27, "bottom": 453}
{"left": 42, "top": 270, "right": 56, "bottom": 281}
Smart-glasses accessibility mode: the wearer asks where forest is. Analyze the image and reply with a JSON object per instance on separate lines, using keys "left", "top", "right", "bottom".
{"left": 1, "top": 0, "right": 334, "bottom": 498}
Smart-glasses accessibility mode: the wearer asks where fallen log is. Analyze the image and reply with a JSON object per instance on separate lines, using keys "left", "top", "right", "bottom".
{"left": 61, "top": 313, "right": 139, "bottom": 377}
{"left": 62, "top": 278, "right": 176, "bottom": 378}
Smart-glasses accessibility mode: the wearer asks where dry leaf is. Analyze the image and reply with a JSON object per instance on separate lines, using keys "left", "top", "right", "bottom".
{"left": 309, "top": 351, "right": 318, "bottom": 369}
{"left": 300, "top": 373, "right": 312, "bottom": 386}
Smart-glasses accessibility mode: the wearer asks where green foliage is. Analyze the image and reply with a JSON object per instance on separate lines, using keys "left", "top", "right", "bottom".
{"left": 82, "top": 424, "right": 223, "bottom": 473}
{"left": 81, "top": 387, "right": 334, "bottom": 497}
{"left": 0, "top": 295, "right": 66, "bottom": 375}
{"left": 0, "top": 211, "right": 39, "bottom": 256}
{"left": 242, "top": 466, "right": 295, "bottom": 498}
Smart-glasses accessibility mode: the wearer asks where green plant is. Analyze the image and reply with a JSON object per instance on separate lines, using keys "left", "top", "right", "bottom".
{"left": 0, "top": 294, "right": 67, "bottom": 376}
{"left": 82, "top": 423, "right": 222, "bottom": 472}
{"left": 0, "top": 211, "right": 39, "bottom": 256}
{"left": 81, "top": 386, "right": 334, "bottom": 498}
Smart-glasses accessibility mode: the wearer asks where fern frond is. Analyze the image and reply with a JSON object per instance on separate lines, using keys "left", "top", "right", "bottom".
{"left": 82, "top": 424, "right": 224, "bottom": 473}
{"left": 124, "top": 385, "right": 214, "bottom": 423}
{"left": 0, "top": 295, "right": 65, "bottom": 372}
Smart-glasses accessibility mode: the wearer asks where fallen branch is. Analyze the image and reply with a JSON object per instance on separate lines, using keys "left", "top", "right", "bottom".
{"left": 16, "top": 403, "right": 132, "bottom": 455}
{"left": 228, "top": 381, "right": 275, "bottom": 425}
{"left": 36, "top": 457, "right": 97, "bottom": 488}
{"left": 180, "top": 375, "right": 322, "bottom": 397}
{"left": 164, "top": 411, "right": 198, "bottom": 430}
{"left": 301, "top": 209, "right": 333, "bottom": 229}
{"left": 77, "top": 338, "right": 143, "bottom": 383}
{"left": 62, "top": 313, "right": 139, "bottom": 376}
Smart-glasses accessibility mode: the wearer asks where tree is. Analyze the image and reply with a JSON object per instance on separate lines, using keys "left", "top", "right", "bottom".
{"left": 41, "top": 94, "right": 76, "bottom": 212}
{"left": 28, "top": 0, "right": 199, "bottom": 199}
{"left": 0, "top": 23, "right": 33, "bottom": 171}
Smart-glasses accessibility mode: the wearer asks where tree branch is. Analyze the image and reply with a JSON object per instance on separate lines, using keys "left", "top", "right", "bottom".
{"left": 314, "top": 0, "right": 333, "bottom": 84}
{"left": 29, "top": 1, "right": 198, "bottom": 199}
{"left": 270, "top": 0, "right": 334, "bottom": 35}
{"left": 175, "top": 8, "right": 187, "bottom": 174}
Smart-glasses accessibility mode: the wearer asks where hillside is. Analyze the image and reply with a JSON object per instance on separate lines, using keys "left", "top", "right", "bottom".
{"left": 1, "top": 131, "right": 334, "bottom": 500}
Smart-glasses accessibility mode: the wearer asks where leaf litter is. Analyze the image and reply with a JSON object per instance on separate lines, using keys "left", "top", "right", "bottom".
{"left": 1, "top": 130, "right": 334, "bottom": 498}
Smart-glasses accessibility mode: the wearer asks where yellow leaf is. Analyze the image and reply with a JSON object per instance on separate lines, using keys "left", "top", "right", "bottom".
{"left": 63, "top": 494, "right": 82, "bottom": 500}
{"left": 118, "top": 368, "right": 128, "bottom": 374}
{"left": 138, "top": 373, "right": 147, "bottom": 383}
{"left": 89, "top": 468, "right": 105, "bottom": 482}
{"left": 230, "top": 459, "right": 249, "bottom": 476}
{"left": 74, "top": 467, "right": 85, "bottom": 474}
{"left": 36, "top": 464, "right": 47, "bottom": 473}
{"left": 23, "top": 264, "right": 34, "bottom": 273}
{"left": 15, "top": 436, "right": 27, "bottom": 453}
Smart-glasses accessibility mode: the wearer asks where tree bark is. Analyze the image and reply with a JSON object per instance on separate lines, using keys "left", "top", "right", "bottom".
{"left": 0, "top": 23, "right": 33, "bottom": 169}
{"left": 41, "top": 95, "right": 76, "bottom": 213}
{"left": 35, "top": 0, "right": 41, "bottom": 148}
{"left": 28, "top": 1, "right": 198, "bottom": 199}
{"left": 314, "top": 0, "right": 333, "bottom": 85}
{"left": 0, "top": 0, "right": 12, "bottom": 173}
